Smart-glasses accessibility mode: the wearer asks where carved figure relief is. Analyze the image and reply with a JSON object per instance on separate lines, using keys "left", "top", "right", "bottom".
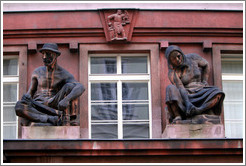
{"left": 164, "top": 45, "right": 225, "bottom": 124}
{"left": 107, "top": 10, "right": 130, "bottom": 40}
{"left": 15, "top": 43, "right": 85, "bottom": 126}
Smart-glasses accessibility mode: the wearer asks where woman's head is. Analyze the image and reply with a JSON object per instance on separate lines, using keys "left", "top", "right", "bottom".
{"left": 165, "top": 45, "right": 185, "bottom": 68}
{"left": 169, "top": 50, "right": 184, "bottom": 67}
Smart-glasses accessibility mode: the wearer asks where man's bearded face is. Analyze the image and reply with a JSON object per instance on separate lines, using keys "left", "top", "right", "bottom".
{"left": 42, "top": 51, "right": 57, "bottom": 66}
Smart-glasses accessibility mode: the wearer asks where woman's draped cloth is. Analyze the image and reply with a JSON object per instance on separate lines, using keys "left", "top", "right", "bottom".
{"left": 165, "top": 45, "right": 225, "bottom": 121}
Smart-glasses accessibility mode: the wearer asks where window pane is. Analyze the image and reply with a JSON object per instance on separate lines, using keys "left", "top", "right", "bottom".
{"left": 222, "top": 81, "right": 243, "bottom": 101}
{"left": 122, "top": 56, "right": 147, "bottom": 74}
{"left": 3, "top": 58, "right": 18, "bottom": 75}
{"left": 224, "top": 103, "right": 243, "bottom": 120}
{"left": 123, "top": 104, "right": 149, "bottom": 120}
{"left": 91, "top": 124, "right": 117, "bottom": 139}
{"left": 3, "top": 84, "right": 17, "bottom": 102}
{"left": 3, "top": 125, "right": 17, "bottom": 139}
{"left": 91, "top": 83, "right": 117, "bottom": 100}
{"left": 222, "top": 61, "right": 243, "bottom": 74}
{"left": 225, "top": 122, "right": 243, "bottom": 138}
{"left": 91, "top": 104, "right": 117, "bottom": 120}
{"left": 3, "top": 106, "right": 17, "bottom": 122}
{"left": 122, "top": 83, "right": 148, "bottom": 100}
{"left": 91, "top": 57, "right": 116, "bottom": 74}
{"left": 123, "top": 123, "right": 149, "bottom": 139}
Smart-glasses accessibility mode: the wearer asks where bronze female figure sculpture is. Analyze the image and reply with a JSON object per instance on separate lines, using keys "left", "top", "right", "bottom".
{"left": 165, "top": 45, "right": 225, "bottom": 124}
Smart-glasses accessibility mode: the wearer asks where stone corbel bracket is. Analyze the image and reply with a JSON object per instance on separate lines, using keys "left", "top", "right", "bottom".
{"left": 28, "top": 42, "right": 37, "bottom": 53}
{"left": 99, "top": 9, "right": 139, "bottom": 42}
{"left": 159, "top": 41, "right": 169, "bottom": 50}
{"left": 69, "top": 42, "right": 78, "bottom": 53}
{"left": 203, "top": 40, "right": 212, "bottom": 52}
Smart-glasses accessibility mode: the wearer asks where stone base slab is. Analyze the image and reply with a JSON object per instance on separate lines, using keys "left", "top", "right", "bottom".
{"left": 21, "top": 126, "right": 80, "bottom": 139}
{"left": 162, "top": 124, "right": 224, "bottom": 138}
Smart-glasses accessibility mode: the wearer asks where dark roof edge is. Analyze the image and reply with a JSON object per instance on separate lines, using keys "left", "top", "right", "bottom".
{"left": 3, "top": 8, "right": 243, "bottom": 13}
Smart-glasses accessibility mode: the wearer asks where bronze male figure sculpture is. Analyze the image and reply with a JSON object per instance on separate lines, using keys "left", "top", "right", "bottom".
{"left": 15, "top": 43, "right": 84, "bottom": 126}
{"left": 165, "top": 45, "right": 225, "bottom": 124}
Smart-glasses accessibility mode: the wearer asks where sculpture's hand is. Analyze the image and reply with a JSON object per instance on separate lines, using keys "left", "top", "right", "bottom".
{"left": 21, "top": 93, "right": 32, "bottom": 104}
{"left": 22, "top": 93, "right": 31, "bottom": 100}
{"left": 58, "top": 98, "right": 70, "bottom": 111}
{"left": 202, "top": 80, "right": 208, "bottom": 86}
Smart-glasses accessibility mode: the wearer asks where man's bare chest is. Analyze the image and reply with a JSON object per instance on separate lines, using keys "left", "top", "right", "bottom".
{"left": 37, "top": 71, "right": 65, "bottom": 89}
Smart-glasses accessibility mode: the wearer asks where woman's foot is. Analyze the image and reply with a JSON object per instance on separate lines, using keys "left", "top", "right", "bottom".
{"left": 172, "top": 116, "right": 182, "bottom": 123}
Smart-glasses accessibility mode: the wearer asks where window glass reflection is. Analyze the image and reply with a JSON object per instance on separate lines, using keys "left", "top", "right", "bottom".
{"left": 123, "top": 124, "right": 149, "bottom": 139}
{"left": 91, "top": 124, "right": 118, "bottom": 139}
{"left": 3, "top": 84, "right": 17, "bottom": 102}
{"left": 122, "top": 83, "right": 148, "bottom": 100}
{"left": 3, "top": 125, "right": 16, "bottom": 139}
{"left": 3, "top": 106, "right": 17, "bottom": 122}
{"left": 91, "top": 83, "right": 117, "bottom": 101}
{"left": 91, "top": 104, "right": 117, "bottom": 120}
{"left": 91, "top": 57, "right": 116, "bottom": 74}
{"left": 122, "top": 56, "right": 147, "bottom": 74}
{"left": 123, "top": 104, "right": 149, "bottom": 120}
{"left": 3, "top": 58, "right": 18, "bottom": 75}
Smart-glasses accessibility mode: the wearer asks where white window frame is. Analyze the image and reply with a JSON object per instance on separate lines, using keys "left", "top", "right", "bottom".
{"left": 221, "top": 55, "right": 243, "bottom": 138}
{"left": 3, "top": 56, "right": 19, "bottom": 139}
{"left": 88, "top": 53, "right": 152, "bottom": 139}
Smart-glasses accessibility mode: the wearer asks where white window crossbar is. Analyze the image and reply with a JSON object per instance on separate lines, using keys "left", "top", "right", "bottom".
{"left": 222, "top": 75, "right": 243, "bottom": 81}
{"left": 3, "top": 77, "right": 19, "bottom": 82}
{"left": 89, "top": 75, "right": 150, "bottom": 81}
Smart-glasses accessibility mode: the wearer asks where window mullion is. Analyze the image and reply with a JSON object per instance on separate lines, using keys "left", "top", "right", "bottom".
{"left": 117, "top": 81, "right": 123, "bottom": 139}
{"left": 117, "top": 55, "right": 121, "bottom": 74}
{"left": 117, "top": 55, "right": 123, "bottom": 139}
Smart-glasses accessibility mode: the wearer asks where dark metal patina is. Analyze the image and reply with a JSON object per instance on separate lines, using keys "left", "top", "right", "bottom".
{"left": 15, "top": 43, "right": 85, "bottom": 126}
{"left": 165, "top": 45, "right": 225, "bottom": 124}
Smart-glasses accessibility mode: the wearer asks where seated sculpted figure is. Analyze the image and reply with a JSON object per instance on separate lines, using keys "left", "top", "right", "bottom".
{"left": 165, "top": 45, "right": 225, "bottom": 124}
{"left": 15, "top": 43, "right": 85, "bottom": 126}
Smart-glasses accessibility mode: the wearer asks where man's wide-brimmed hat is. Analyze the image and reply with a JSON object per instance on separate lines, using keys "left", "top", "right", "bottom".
{"left": 39, "top": 43, "right": 61, "bottom": 56}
